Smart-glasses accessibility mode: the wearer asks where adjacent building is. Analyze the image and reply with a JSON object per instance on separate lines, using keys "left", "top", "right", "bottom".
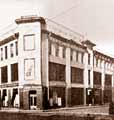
{"left": 0, "top": 15, "right": 113, "bottom": 110}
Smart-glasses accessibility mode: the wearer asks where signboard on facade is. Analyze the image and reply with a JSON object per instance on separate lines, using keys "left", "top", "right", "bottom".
{"left": 24, "top": 59, "right": 35, "bottom": 80}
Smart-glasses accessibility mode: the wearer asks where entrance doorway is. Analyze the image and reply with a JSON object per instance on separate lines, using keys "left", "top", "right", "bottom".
{"left": 29, "top": 90, "right": 37, "bottom": 110}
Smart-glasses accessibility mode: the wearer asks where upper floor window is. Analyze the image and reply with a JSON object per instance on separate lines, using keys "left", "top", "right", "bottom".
{"left": 70, "top": 49, "right": 73, "bottom": 61}
{"left": 81, "top": 53, "right": 84, "bottom": 64}
{"left": 49, "top": 62, "right": 65, "bottom": 81}
{"left": 76, "top": 51, "right": 79, "bottom": 62}
{"left": 10, "top": 43, "right": 14, "bottom": 57}
{"left": 1, "top": 66, "right": 8, "bottom": 83}
{"left": 49, "top": 42, "right": 51, "bottom": 55}
{"left": 1, "top": 48, "right": 3, "bottom": 61}
{"left": 88, "top": 54, "right": 90, "bottom": 65}
{"left": 71, "top": 67, "right": 83, "bottom": 84}
{"left": 88, "top": 70, "right": 90, "bottom": 85}
{"left": 105, "top": 74, "right": 112, "bottom": 86}
{"left": 96, "top": 58, "right": 98, "bottom": 67}
{"left": 11, "top": 63, "right": 18, "bottom": 81}
{"left": 55, "top": 44, "right": 59, "bottom": 57}
{"left": 72, "top": 50, "right": 76, "bottom": 61}
{"left": 58, "top": 46, "right": 63, "bottom": 58}
{"left": 5, "top": 46, "right": 7, "bottom": 59}
{"left": 63, "top": 46, "right": 66, "bottom": 58}
{"left": 93, "top": 71, "right": 101, "bottom": 85}
{"left": 15, "top": 41, "right": 18, "bottom": 56}
{"left": 24, "top": 34, "right": 35, "bottom": 51}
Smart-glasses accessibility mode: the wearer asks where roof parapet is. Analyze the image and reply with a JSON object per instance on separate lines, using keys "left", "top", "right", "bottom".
{"left": 15, "top": 15, "right": 45, "bottom": 24}
{"left": 81, "top": 40, "right": 96, "bottom": 49}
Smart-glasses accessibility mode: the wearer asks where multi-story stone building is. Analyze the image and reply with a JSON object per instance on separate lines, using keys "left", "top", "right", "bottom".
{"left": 0, "top": 15, "right": 113, "bottom": 110}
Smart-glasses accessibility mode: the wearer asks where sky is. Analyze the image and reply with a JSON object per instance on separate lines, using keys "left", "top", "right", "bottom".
{"left": 0, "top": 0, "right": 114, "bottom": 55}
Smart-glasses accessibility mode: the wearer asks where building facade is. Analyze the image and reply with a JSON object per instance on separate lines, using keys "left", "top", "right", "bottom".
{"left": 0, "top": 16, "right": 113, "bottom": 110}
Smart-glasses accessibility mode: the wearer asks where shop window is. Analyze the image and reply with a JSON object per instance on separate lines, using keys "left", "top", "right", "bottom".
{"left": 11, "top": 89, "right": 18, "bottom": 106}
{"left": 1, "top": 66, "right": 8, "bottom": 83}
{"left": 2, "top": 89, "right": 7, "bottom": 106}
{"left": 11, "top": 63, "right": 18, "bottom": 81}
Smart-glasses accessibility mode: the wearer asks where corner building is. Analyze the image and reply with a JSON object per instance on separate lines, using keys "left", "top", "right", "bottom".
{"left": 0, "top": 16, "right": 113, "bottom": 110}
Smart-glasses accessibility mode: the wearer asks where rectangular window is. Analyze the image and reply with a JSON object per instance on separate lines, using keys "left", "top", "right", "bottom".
{"left": 88, "top": 54, "right": 90, "bottom": 65}
{"left": 10, "top": 43, "right": 14, "bottom": 57}
{"left": 59, "top": 46, "right": 63, "bottom": 58}
{"left": 105, "top": 74, "right": 112, "bottom": 86}
{"left": 70, "top": 49, "right": 73, "bottom": 61}
{"left": 81, "top": 53, "right": 84, "bottom": 63}
{"left": 5, "top": 46, "right": 7, "bottom": 59}
{"left": 24, "top": 34, "right": 35, "bottom": 50}
{"left": 88, "top": 70, "right": 90, "bottom": 85}
{"left": 73, "top": 51, "right": 76, "bottom": 61}
{"left": 1, "top": 66, "right": 8, "bottom": 83}
{"left": 76, "top": 51, "right": 78, "bottom": 62}
{"left": 49, "top": 42, "right": 51, "bottom": 55}
{"left": 93, "top": 71, "right": 101, "bottom": 85}
{"left": 71, "top": 67, "right": 83, "bottom": 84}
{"left": 11, "top": 63, "right": 18, "bottom": 81}
{"left": 96, "top": 59, "right": 98, "bottom": 67}
{"left": 63, "top": 47, "right": 66, "bottom": 58}
{"left": 15, "top": 41, "right": 18, "bottom": 56}
{"left": 55, "top": 44, "right": 59, "bottom": 57}
{"left": 49, "top": 62, "right": 65, "bottom": 81}
{"left": 1, "top": 48, "right": 3, "bottom": 61}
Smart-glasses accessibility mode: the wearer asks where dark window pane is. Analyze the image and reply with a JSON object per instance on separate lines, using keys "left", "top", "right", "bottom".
{"left": 5, "top": 46, "right": 7, "bottom": 59}
{"left": 71, "top": 67, "right": 83, "bottom": 84}
{"left": 11, "top": 63, "right": 18, "bottom": 81}
{"left": 88, "top": 54, "right": 90, "bottom": 65}
{"left": 15, "top": 41, "right": 18, "bottom": 56}
{"left": 105, "top": 74, "right": 112, "bottom": 86}
{"left": 34, "top": 97, "right": 36, "bottom": 106}
{"left": 1, "top": 66, "right": 8, "bottom": 83}
{"left": 88, "top": 70, "right": 90, "bottom": 85}
{"left": 93, "top": 72, "right": 101, "bottom": 85}
{"left": 10, "top": 43, "right": 14, "bottom": 57}
{"left": 49, "top": 62, "right": 65, "bottom": 81}
{"left": 1, "top": 48, "right": 3, "bottom": 61}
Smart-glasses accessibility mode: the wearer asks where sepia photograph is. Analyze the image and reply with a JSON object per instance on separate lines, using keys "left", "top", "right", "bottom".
{"left": 0, "top": 0, "right": 113, "bottom": 120}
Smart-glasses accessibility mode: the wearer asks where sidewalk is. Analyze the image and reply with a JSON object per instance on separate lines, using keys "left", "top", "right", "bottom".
{"left": 0, "top": 104, "right": 109, "bottom": 115}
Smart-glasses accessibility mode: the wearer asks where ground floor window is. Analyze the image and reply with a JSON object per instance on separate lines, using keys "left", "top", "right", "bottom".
{"left": 71, "top": 88, "right": 84, "bottom": 106}
{"left": 104, "top": 89, "right": 112, "bottom": 103}
{"left": 2, "top": 89, "right": 7, "bottom": 107}
{"left": 49, "top": 87, "right": 65, "bottom": 108}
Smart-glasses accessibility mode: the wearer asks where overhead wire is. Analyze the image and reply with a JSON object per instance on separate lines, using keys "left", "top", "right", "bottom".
{"left": 49, "top": 0, "right": 81, "bottom": 20}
